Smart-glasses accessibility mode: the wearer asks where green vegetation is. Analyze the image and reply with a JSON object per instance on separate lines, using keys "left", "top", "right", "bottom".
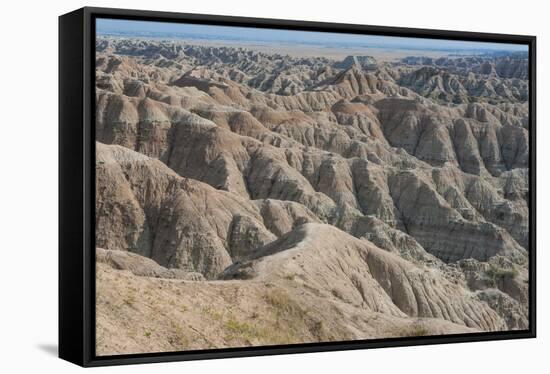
{"left": 222, "top": 317, "right": 276, "bottom": 344}
{"left": 486, "top": 264, "right": 518, "bottom": 286}
{"left": 123, "top": 294, "right": 136, "bottom": 307}
{"left": 393, "top": 325, "right": 430, "bottom": 337}
{"left": 202, "top": 305, "right": 223, "bottom": 321}
{"left": 283, "top": 273, "right": 297, "bottom": 281}
{"left": 406, "top": 326, "right": 430, "bottom": 337}
{"left": 219, "top": 289, "right": 315, "bottom": 345}
{"left": 168, "top": 321, "right": 190, "bottom": 348}
{"left": 264, "top": 288, "right": 306, "bottom": 319}
{"left": 225, "top": 319, "right": 255, "bottom": 335}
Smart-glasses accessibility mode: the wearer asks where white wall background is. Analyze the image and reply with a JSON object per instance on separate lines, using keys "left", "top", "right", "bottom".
{"left": 0, "top": 0, "right": 546, "bottom": 371}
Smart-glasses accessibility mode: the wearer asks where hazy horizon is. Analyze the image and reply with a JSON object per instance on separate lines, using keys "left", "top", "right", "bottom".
{"left": 96, "top": 18, "right": 528, "bottom": 53}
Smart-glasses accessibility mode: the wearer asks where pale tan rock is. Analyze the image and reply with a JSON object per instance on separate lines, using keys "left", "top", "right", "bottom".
{"left": 96, "top": 143, "right": 273, "bottom": 278}
{"left": 223, "top": 224, "right": 505, "bottom": 331}
{"left": 96, "top": 247, "right": 204, "bottom": 280}
{"left": 94, "top": 40, "right": 531, "bottom": 353}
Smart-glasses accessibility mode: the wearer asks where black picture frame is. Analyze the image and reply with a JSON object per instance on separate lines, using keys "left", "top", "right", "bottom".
{"left": 59, "top": 6, "right": 537, "bottom": 367}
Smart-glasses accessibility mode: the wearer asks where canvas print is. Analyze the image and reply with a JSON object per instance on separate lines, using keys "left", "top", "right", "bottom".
{"left": 94, "top": 18, "right": 530, "bottom": 356}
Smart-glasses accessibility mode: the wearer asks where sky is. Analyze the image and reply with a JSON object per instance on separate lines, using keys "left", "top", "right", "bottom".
{"left": 96, "top": 18, "right": 528, "bottom": 52}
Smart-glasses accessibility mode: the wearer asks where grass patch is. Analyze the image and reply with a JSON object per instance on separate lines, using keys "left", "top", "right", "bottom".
{"left": 393, "top": 325, "right": 430, "bottom": 338}
{"left": 168, "top": 321, "right": 189, "bottom": 348}
{"left": 202, "top": 305, "right": 223, "bottom": 321}
{"left": 406, "top": 326, "right": 430, "bottom": 337}
{"left": 123, "top": 294, "right": 136, "bottom": 307}
{"left": 264, "top": 289, "right": 306, "bottom": 319}
{"left": 486, "top": 265, "right": 518, "bottom": 286}
{"left": 225, "top": 319, "right": 254, "bottom": 335}
{"left": 223, "top": 317, "right": 297, "bottom": 345}
{"left": 283, "top": 273, "right": 297, "bottom": 281}
{"left": 223, "top": 318, "right": 272, "bottom": 344}
{"left": 220, "top": 290, "right": 307, "bottom": 345}
{"left": 263, "top": 288, "right": 330, "bottom": 341}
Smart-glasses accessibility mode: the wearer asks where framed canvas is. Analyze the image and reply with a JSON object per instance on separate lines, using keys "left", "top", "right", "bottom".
{"left": 59, "top": 7, "right": 536, "bottom": 367}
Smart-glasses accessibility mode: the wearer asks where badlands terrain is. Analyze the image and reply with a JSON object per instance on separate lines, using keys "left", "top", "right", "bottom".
{"left": 94, "top": 37, "right": 530, "bottom": 355}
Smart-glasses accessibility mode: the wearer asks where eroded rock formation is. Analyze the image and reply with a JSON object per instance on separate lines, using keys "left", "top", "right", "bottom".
{"left": 95, "top": 38, "right": 530, "bottom": 355}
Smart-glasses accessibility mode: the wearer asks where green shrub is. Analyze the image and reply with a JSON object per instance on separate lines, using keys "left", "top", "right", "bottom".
{"left": 486, "top": 265, "right": 518, "bottom": 286}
